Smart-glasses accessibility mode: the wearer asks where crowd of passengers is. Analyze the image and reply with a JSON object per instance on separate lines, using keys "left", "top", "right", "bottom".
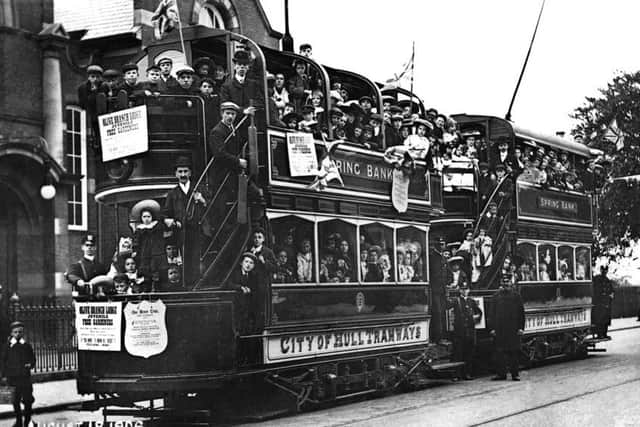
{"left": 270, "top": 229, "right": 426, "bottom": 284}
{"left": 78, "top": 41, "right": 601, "bottom": 198}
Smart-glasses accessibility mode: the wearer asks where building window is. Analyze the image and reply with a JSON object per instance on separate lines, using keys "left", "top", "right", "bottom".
{"left": 65, "top": 106, "right": 88, "bottom": 231}
{"left": 197, "top": 4, "right": 225, "bottom": 29}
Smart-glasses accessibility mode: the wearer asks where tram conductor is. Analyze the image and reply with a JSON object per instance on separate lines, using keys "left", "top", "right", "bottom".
{"left": 592, "top": 265, "right": 614, "bottom": 339}
{"left": 490, "top": 274, "right": 525, "bottom": 381}
{"left": 449, "top": 283, "right": 482, "bottom": 380}
{"left": 66, "top": 234, "right": 108, "bottom": 296}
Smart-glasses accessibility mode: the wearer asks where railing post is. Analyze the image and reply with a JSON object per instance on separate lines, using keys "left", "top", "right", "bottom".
{"left": 248, "top": 102, "right": 259, "bottom": 177}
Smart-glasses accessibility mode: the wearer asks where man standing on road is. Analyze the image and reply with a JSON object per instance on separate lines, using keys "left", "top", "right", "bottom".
{"left": 1, "top": 321, "right": 35, "bottom": 427}
{"left": 592, "top": 265, "right": 615, "bottom": 339}
{"left": 491, "top": 274, "right": 525, "bottom": 381}
{"left": 449, "top": 283, "right": 482, "bottom": 380}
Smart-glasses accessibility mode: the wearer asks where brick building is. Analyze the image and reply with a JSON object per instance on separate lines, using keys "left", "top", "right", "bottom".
{"left": 0, "top": 0, "right": 281, "bottom": 304}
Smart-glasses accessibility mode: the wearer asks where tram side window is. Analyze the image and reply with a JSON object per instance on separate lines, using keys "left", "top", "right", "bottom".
{"left": 538, "top": 244, "right": 556, "bottom": 281}
{"left": 270, "top": 215, "right": 315, "bottom": 284}
{"left": 516, "top": 243, "right": 537, "bottom": 282}
{"left": 317, "top": 220, "right": 357, "bottom": 283}
{"left": 360, "top": 223, "right": 395, "bottom": 283}
{"left": 557, "top": 246, "right": 574, "bottom": 281}
{"left": 575, "top": 246, "right": 591, "bottom": 280}
{"left": 397, "top": 227, "right": 427, "bottom": 283}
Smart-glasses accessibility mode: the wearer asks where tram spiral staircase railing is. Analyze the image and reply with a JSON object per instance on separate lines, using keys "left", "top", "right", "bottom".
{"left": 470, "top": 175, "right": 515, "bottom": 290}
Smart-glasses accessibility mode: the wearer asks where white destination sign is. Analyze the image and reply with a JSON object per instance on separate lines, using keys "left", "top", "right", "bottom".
{"left": 264, "top": 320, "right": 429, "bottom": 363}
{"left": 124, "top": 299, "right": 168, "bottom": 358}
{"left": 287, "top": 132, "right": 318, "bottom": 176}
{"left": 75, "top": 302, "right": 122, "bottom": 351}
{"left": 99, "top": 105, "right": 149, "bottom": 162}
{"left": 524, "top": 308, "right": 591, "bottom": 334}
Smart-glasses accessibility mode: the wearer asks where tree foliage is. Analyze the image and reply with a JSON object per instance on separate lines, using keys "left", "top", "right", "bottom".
{"left": 572, "top": 71, "right": 640, "bottom": 246}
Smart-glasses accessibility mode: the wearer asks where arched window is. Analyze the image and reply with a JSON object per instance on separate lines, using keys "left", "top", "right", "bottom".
{"left": 65, "top": 106, "right": 88, "bottom": 230}
{"left": 198, "top": 4, "right": 225, "bottom": 29}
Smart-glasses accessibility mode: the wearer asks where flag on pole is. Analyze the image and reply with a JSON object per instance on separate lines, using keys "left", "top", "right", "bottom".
{"left": 603, "top": 119, "right": 625, "bottom": 151}
{"left": 385, "top": 45, "right": 415, "bottom": 86}
{"left": 151, "top": 0, "right": 180, "bottom": 41}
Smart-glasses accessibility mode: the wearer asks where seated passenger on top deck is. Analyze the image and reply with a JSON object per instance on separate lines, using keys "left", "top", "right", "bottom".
{"left": 168, "top": 65, "right": 198, "bottom": 96}
{"left": 358, "top": 95, "right": 374, "bottom": 124}
{"left": 369, "top": 113, "right": 384, "bottom": 147}
{"left": 282, "top": 112, "right": 301, "bottom": 130}
{"left": 359, "top": 125, "right": 378, "bottom": 150}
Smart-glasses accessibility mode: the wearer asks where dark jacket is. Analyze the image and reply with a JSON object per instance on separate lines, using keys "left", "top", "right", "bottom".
{"left": 1, "top": 340, "right": 35, "bottom": 385}
{"left": 133, "top": 222, "right": 166, "bottom": 275}
{"left": 287, "top": 74, "right": 309, "bottom": 112}
{"left": 224, "top": 267, "right": 263, "bottom": 333}
{"left": 220, "top": 77, "right": 264, "bottom": 111}
{"left": 67, "top": 257, "right": 108, "bottom": 294}
{"left": 248, "top": 245, "right": 276, "bottom": 285}
{"left": 162, "top": 183, "right": 205, "bottom": 226}
{"left": 77, "top": 81, "right": 101, "bottom": 118}
{"left": 209, "top": 121, "right": 242, "bottom": 172}
{"left": 449, "top": 295, "right": 482, "bottom": 343}
{"left": 592, "top": 273, "right": 614, "bottom": 326}
{"left": 491, "top": 287, "right": 525, "bottom": 351}
{"left": 446, "top": 269, "right": 469, "bottom": 289}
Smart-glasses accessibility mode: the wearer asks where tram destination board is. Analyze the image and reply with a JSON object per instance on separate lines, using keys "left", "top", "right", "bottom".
{"left": 268, "top": 131, "right": 431, "bottom": 206}
{"left": 516, "top": 182, "right": 593, "bottom": 226}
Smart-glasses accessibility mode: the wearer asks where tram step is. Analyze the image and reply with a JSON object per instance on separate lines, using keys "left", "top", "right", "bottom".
{"left": 429, "top": 361, "right": 465, "bottom": 371}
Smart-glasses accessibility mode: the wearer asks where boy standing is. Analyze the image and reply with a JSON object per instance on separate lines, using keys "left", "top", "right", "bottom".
{"left": 120, "top": 63, "right": 144, "bottom": 105}
{"left": 1, "top": 321, "right": 35, "bottom": 427}
{"left": 157, "top": 56, "right": 178, "bottom": 91}
{"left": 142, "top": 64, "right": 164, "bottom": 96}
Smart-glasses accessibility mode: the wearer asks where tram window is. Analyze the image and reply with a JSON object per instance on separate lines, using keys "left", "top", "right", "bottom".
{"left": 360, "top": 223, "right": 395, "bottom": 283}
{"left": 538, "top": 244, "right": 556, "bottom": 281}
{"left": 516, "top": 243, "right": 537, "bottom": 282}
{"left": 317, "top": 219, "right": 356, "bottom": 283}
{"left": 397, "top": 227, "right": 427, "bottom": 283}
{"left": 270, "top": 215, "right": 315, "bottom": 284}
{"left": 575, "top": 247, "right": 591, "bottom": 280}
{"left": 557, "top": 246, "right": 574, "bottom": 281}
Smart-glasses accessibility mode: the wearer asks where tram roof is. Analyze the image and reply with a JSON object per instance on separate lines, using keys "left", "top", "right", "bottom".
{"left": 453, "top": 114, "right": 592, "bottom": 157}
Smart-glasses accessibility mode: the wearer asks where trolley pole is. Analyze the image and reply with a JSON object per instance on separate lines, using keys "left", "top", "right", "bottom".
{"left": 282, "top": 0, "right": 294, "bottom": 52}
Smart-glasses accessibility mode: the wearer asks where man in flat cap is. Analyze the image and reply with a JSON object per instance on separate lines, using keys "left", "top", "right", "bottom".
{"left": 78, "top": 64, "right": 103, "bottom": 119}
{"left": 448, "top": 283, "right": 482, "bottom": 380}
{"left": 119, "top": 63, "right": 144, "bottom": 105}
{"left": 220, "top": 50, "right": 264, "bottom": 117}
{"left": 156, "top": 56, "right": 178, "bottom": 91}
{"left": 66, "top": 234, "right": 108, "bottom": 297}
{"left": 168, "top": 64, "right": 198, "bottom": 95}
{"left": 490, "top": 274, "right": 525, "bottom": 381}
{"left": 1, "top": 321, "right": 36, "bottom": 427}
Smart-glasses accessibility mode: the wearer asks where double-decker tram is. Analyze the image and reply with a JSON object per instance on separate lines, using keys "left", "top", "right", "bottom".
{"left": 73, "top": 25, "right": 607, "bottom": 422}
{"left": 76, "top": 26, "right": 450, "bottom": 421}
{"left": 440, "top": 114, "right": 603, "bottom": 362}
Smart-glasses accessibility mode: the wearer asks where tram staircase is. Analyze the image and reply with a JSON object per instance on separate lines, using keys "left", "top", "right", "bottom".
{"left": 188, "top": 117, "right": 261, "bottom": 290}
{"left": 471, "top": 176, "right": 515, "bottom": 290}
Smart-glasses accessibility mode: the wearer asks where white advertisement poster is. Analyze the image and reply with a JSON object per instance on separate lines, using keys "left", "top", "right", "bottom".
{"left": 75, "top": 302, "right": 122, "bottom": 351}
{"left": 99, "top": 105, "right": 149, "bottom": 162}
{"left": 264, "top": 320, "right": 429, "bottom": 363}
{"left": 124, "top": 299, "right": 168, "bottom": 358}
{"left": 287, "top": 132, "right": 318, "bottom": 176}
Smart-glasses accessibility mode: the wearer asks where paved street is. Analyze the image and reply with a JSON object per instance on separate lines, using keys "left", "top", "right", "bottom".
{"left": 4, "top": 326, "right": 639, "bottom": 427}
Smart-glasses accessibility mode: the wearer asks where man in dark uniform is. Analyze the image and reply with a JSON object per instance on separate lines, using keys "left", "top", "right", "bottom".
{"left": 66, "top": 234, "right": 108, "bottom": 297}
{"left": 1, "top": 321, "right": 35, "bottom": 427}
{"left": 429, "top": 237, "right": 449, "bottom": 342}
{"left": 220, "top": 50, "right": 264, "bottom": 118}
{"left": 449, "top": 284, "right": 482, "bottom": 379}
{"left": 162, "top": 156, "right": 207, "bottom": 285}
{"left": 490, "top": 274, "right": 525, "bottom": 381}
{"left": 592, "top": 265, "right": 615, "bottom": 339}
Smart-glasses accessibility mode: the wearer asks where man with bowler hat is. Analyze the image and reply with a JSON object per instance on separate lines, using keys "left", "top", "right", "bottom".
{"left": 220, "top": 50, "right": 264, "bottom": 117}
{"left": 66, "top": 234, "right": 108, "bottom": 297}
{"left": 162, "top": 156, "right": 207, "bottom": 285}
{"left": 1, "top": 321, "right": 35, "bottom": 427}
{"left": 490, "top": 274, "right": 525, "bottom": 381}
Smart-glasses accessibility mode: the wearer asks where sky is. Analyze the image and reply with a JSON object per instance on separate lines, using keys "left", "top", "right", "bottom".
{"left": 261, "top": 0, "right": 640, "bottom": 138}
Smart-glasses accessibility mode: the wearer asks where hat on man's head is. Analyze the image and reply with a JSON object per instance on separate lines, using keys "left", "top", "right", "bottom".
{"left": 330, "top": 108, "right": 344, "bottom": 117}
{"left": 495, "top": 164, "right": 506, "bottom": 172}
{"left": 232, "top": 50, "right": 252, "bottom": 65}
{"left": 391, "top": 114, "right": 404, "bottom": 121}
{"left": 368, "top": 245, "right": 382, "bottom": 254}
{"left": 414, "top": 118, "right": 433, "bottom": 130}
{"left": 447, "top": 255, "right": 464, "bottom": 264}
{"left": 82, "top": 234, "right": 97, "bottom": 246}
{"left": 146, "top": 64, "right": 161, "bottom": 72}
{"left": 193, "top": 56, "right": 215, "bottom": 70}
{"left": 359, "top": 95, "right": 373, "bottom": 104}
{"left": 9, "top": 321, "right": 24, "bottom": 331}
{"left": 369, "top": 113, "right": 383, "bottom": 123}
{"left": 103, "top": 69, "right": 120, "bottom": 79}
{"left": 174, "top": 155, "right": 192, "bottom": 169}
{"left": 479, "top": 162, "right": 489, "bottom": 170}
{"left": 283, "top": 112, "right": 301, "bottom": 123}
{"left": 174, "top": 64, "right": 195, "bottom": 76}
{"left": 299, "top": 43, "right": 312, "bottom": 51}
{"left": 241, "top": 252, "right": 257, "bottom": 263}
{"left": 87, "top": 65, "right": 104, "bottom": 75}
{"left": 121, "top": 63, "right": 138, "bottom": 73}
{"left": 389, "top": 105, "right": 403, "bottom": 114}
{"left": 220, "top": 101, "right": 241, "bottom": 112}
{"left": 156, "top": 56, "right": 173, "bottom": 66}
